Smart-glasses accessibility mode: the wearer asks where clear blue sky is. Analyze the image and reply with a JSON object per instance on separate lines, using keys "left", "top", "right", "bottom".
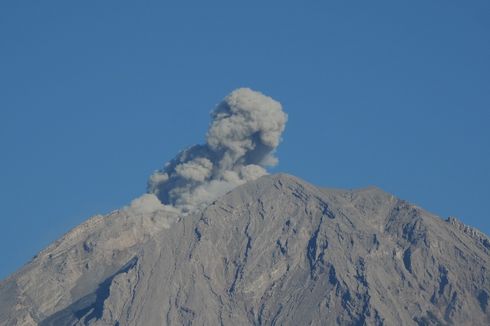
{"left": 1, "top": 1, "right": 489, "bottom": 279}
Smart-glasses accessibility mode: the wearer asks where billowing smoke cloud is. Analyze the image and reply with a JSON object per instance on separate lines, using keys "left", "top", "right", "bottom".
{"left": 147, "top": 88, "right": 287, "bottom": 212}
{"left": 122, "top": 193, "right": 179, "bottom": 228}
{"left": 124, "top": 194, "right": 177, "bottom": 216}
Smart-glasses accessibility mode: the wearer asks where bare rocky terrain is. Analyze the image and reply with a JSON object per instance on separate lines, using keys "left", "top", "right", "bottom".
{"left": 1, "top": 174, "right": 489, "bottom": 325}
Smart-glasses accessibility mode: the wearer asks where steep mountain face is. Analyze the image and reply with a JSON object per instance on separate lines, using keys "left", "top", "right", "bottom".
{"left": 1, "top": 174, "right": 489, "bottom": 325}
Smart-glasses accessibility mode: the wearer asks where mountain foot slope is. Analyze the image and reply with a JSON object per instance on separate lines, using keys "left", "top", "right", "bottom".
{"left": 1, "top": 174, "right": 489, "bottom": 325}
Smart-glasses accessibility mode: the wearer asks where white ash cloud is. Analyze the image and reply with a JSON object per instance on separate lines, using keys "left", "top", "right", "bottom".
{"left": 147, "top": 88, "right": 287, "bottom": 212}
{"left": 124, "top": 194, "right": 179, "bottom": 216}
{"left": 123, "top": 193, "right": 179, "bottom": 228}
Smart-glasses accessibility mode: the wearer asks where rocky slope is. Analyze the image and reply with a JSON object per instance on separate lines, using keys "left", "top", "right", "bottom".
{"left": 1, "top": 174, "right": 489, "bottom": 325}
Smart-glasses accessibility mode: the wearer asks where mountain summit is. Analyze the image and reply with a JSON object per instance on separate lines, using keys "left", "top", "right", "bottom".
{"left": 1, "top": 174, "right": 489, "bottom": 325}
{"left": 1, "top": 90, "right": 489, "bottom": 325}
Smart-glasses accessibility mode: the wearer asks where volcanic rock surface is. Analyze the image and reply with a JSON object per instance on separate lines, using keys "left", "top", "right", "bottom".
{"left": 1, "top": 174, "right": 489, "bottom": 325}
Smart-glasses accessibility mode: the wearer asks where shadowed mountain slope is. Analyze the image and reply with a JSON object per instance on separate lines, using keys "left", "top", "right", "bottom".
{"left": 1, "top": 174, "right": 489, "bottom": 325}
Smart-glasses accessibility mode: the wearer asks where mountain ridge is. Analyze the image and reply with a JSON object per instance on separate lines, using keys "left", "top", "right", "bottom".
{"left": 1, "top": 173, "right": 489, "bottom": 325}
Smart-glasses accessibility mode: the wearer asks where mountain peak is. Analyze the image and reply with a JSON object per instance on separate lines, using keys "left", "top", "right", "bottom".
{"left": 1, "top": 88, "right": 488, "bottom": 325}
{"left": 2, "top": 173, "right": 488, "bottom": 325}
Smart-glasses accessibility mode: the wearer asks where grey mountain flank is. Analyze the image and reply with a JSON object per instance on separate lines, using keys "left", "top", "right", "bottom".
{"left": 1, "top": 174, "right": 489, "bottom": 325}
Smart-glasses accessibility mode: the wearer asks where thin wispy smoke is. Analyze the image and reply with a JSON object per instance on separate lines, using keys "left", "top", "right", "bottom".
{"left": 147, "top": 88, "right": 287, "bottom": 212}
